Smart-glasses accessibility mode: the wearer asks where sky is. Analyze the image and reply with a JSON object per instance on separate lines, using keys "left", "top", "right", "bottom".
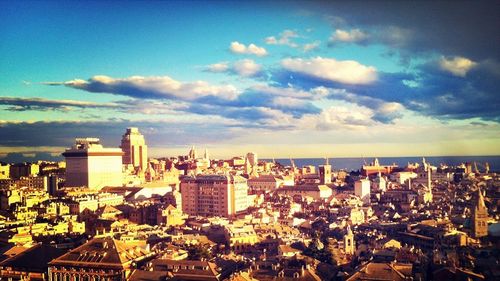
{"left": 1, "top": 0, "right": 499, "bottom": 161}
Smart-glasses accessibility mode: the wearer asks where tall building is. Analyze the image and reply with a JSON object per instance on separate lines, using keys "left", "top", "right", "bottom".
{"left": 63, "top": 138, "right": 123, "bottom": 190}
{"left": 318, "top": 157, "right": 332, "bottom": 184}
{"left": 120, "top": 127, "right": 148, "bottom": 171}
{"left": 355, "top": 178, "right": 370, "bottom": 205}
{"left": 472, "top": 188, "right": 489, "bottom": 238}
{"left": 180, "top": 175, "right": 249, "bottom": 218}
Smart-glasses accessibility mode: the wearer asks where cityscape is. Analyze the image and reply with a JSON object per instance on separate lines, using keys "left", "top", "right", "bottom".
{"left": 1, "top": 1, "right": 499, "bottom": 281}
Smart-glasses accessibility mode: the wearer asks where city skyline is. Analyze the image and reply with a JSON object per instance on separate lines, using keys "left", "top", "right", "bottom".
{"left": 1, "top": 1, "right": 500, "bottom": 161}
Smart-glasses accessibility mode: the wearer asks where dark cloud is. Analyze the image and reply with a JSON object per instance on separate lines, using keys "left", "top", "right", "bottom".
{"left": 0, "top": 152, "right": 62, "bottom": 164}
{"left": 0, "top": 120, "right": 238, "bottom": 149}
{"left": 274, "top": 59, "right": 500, "bottom": 123}
{"left": 317, "top": 1, "right": 500, "bottom": 62}
{"left": 0, "top": 97, "right": 119, "bottom": 111}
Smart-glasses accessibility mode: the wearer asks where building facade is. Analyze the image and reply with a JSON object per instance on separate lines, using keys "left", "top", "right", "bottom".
{"left": 180, "top": 175, "right": 249, "bottom": 218}
{"left": 120, "top": 127, "right": 148, "bottom": 171}
{"left": 63, "top": 138, "right": 123, "bottom": 190}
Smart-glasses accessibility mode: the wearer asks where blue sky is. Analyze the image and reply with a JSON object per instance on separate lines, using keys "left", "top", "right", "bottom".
{"left": 1, "top": 0, "right": 499, "bottom": 161}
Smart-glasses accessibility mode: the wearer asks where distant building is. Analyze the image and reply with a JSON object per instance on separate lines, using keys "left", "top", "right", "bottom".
{"left": 472, "top": 188, "right": 489, "bottom": 238}
{"left": 63, "top": 138, "right": 123, "bottom": 190}
{"left": 344, "top": 225, "right": 355, "bottom": 255}
{"left": 9, "top": 163, "right": 39, "bottom": 179}
{"left": 355, "top": 178, "right": 370, "bottom": 205}
{"left": 180, "top": 175, "right": 249, "bottom": 218}
{"left": 120, "top": 127, "right": 148, "bottom": 172}
{"left": 318, "top": 158, "right": 332, "bottom": 184}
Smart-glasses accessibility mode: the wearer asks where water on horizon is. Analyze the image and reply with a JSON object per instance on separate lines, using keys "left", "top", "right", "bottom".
{"left": 264, "top": 156, "right": 500, "bottom": 172}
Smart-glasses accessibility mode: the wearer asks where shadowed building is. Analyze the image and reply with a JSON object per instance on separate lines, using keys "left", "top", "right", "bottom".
{"left": 0, "top": 243, "right": 65, "bottom": 281}
{"left": 472, "top": 188, "right": 489, "bottom": 238}
{"left": 48, "top": 237, "right": 154, "bottom": 281}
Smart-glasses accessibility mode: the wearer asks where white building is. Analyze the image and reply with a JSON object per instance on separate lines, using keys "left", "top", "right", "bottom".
{"left": 355, "top": 178, "right": 370, "bottom": 205}
{"left": 120, "top": 127, "right": 148, "bottom": 171}
{"left": 63, "top": 138, "right": 123, "bottom": 190}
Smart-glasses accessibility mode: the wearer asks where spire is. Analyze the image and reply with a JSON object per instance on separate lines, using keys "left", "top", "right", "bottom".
{"left": 204, "top": 148, "right": 209, "bottom": 160}
{"left": 346, "top": 224, "right": 352, "bottom": 235}
{"left": 477, "top": 188, "right": 486, "bottom": 209}
{"left": 374, "top": 158, "right": 379, "bottom": 166}
{"left": 325, "top": 157, "right": 329, "bottom": 166}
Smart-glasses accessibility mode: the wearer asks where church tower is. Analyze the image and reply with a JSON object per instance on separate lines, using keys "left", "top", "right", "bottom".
{"left": 472, "top": 188, "right": 489, "bottom": 238}
{"left": 319, "top": 157, "right": 332, "bottom": 184}
{"left": 344, "top": 225, "right": 355, "bottom": 255}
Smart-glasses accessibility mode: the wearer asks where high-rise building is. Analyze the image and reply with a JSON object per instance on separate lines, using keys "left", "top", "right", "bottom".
{"left": 318, "top": 157, "right": 332, "bottom": 184}
{"left": 355, "top": 178, "right": 370, "bottom": 205}
{"left": 120, "top": 127, "right": 148, "bottom": 171}
{"left": 472, "top": 188, "right": 489, "bottom": 238}
{"left": 63, "top": 138, "right": 123, "bottom": 190}
{"left": 180, "top": 175, "right": 249, "bottom": 218}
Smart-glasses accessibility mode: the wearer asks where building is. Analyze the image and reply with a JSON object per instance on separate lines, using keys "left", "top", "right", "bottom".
{"left": 472, "top": 188, "right": 489, "bottom": 238}
{"left": 9, "top": 163, "right": 39, "bottom": 179}
{"left": 247, "top": 174, "right": 281, "bottom": 193}
{"left": 0, "top": 164, "right": 10, "bottom": 179}
{"left": 48, "top": 237, "right": 153, "bottom": 280}
{"left": 120, "top": 127, "right": 148, "bottom": 171}
{"left": 0, "top": 244, "right": 65, "bottom": 280}
{"left": 318, "top": 158, "right": 332, "bottom": 184}
{"left": 63, "top": 138, "right": 123, "bottom": 190}
{"left": 180, "top": 175, "right": 249, "bottom": 218}
{"left": 157, "top": 205, "right": 186, "bottom": 227}
{"left": 344, "top": 225, "right": 355, "bottom": 255}
{"left": 224, "top": 224, "right": 259, "bottom": 252}
{"left": 278, "top": 185, "right": 332, "bottom": 201}
{"left": 354, "top": 178, "right": 370, "bottom": 205}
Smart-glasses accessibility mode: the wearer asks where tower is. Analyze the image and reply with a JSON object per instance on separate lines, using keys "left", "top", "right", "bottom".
{"left": 355, "top": 178, "right": 370, "bottom": 205}
{"left": 318, "top": 157, "right": 332, "bottom": 184}
{"left": 344, "top": 225, "right": 355, "bottom": 255}
{"left": 472, "top": 188, "right": 489, "bottom": 238}
{"left": 120, "top": 128, "right": 148, "bottom": 171}
{"left": 188, "top": 146, "right": 197, "bottom": 160}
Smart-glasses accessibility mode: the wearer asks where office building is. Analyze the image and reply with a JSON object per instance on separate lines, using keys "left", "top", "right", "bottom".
{"left": 120, "top": 127, "right": 148, "bottom": 171}
{"left": 180, "top": 174, "right": 249, "bottom": 218}
{"left": 63, "top": 138, "right": 123, "bottom": 190}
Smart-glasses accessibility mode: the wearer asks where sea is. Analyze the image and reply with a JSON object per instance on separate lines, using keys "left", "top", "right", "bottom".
{"left": 263, "top": 156, "right": 500, "bottom": 173}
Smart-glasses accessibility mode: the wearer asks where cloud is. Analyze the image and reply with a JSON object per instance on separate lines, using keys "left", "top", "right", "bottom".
{"left": 45, "top": 75, "right": 240, "bottom": 101}
{"left": 229, "top": 41, "right": 268, "bottom": 56}
{"left": 0, "top": 119, "right": 240, "bottom": 149}
{"left": 303, "top": 41, "right": 321, "bottom": 52}
{"left": 0, "top": 97, "right": 120, "bottom": 111}
{"left": 439, "top": 56, "right": 477, "bottom": 77}
{"left": 206, "top": 59, "right": 262, "bottom": 77}
{"left": 205, "top": 62, "right": 229, "bottom": 73}
{"left": 265, "top": 29, "right": 299, "bottom": 47}
{"left": 281, "top": 57, "right": 378, "bottom": 85}
{"left": 329, "top": 28, "right": 368, "bottom": 43}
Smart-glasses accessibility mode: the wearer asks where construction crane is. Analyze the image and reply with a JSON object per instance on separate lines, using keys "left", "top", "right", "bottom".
{"left": 474, "top": 162, "right": 490, "bottom": 174}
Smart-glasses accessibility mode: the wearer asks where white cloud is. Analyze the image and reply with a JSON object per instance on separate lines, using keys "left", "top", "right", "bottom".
{"left": 329, "top": 29, "right": 368, "bottom": 43}
{"left": 439, "top": 56, "right": 477, "bottom": 77}
{"left": 303, "top": 41, "right": 321, "bottom": 52}
{"left": 265, "top": 29, "right": 299, "bottom": 47}
{"left": 205, "top": 59, "right": 261, "bottom": 78}
{"left": 233, "top": 59, "right": 261, "bottom": 77}
{"left": 229, "top": 41, "right": 267, "bottom": 56}
{"left": 281, "top": 57, "right": 378, "bottom": 85}
{"left": 54, "top": 75, "right": 241, "bottom": 101}
{"left": 206, "top": 62, "right": 229, "bottom": 73}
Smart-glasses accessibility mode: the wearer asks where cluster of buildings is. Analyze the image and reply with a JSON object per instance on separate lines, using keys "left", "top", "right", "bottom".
{"left": 0, "top": 127, "right": 498, "bottom": 280}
